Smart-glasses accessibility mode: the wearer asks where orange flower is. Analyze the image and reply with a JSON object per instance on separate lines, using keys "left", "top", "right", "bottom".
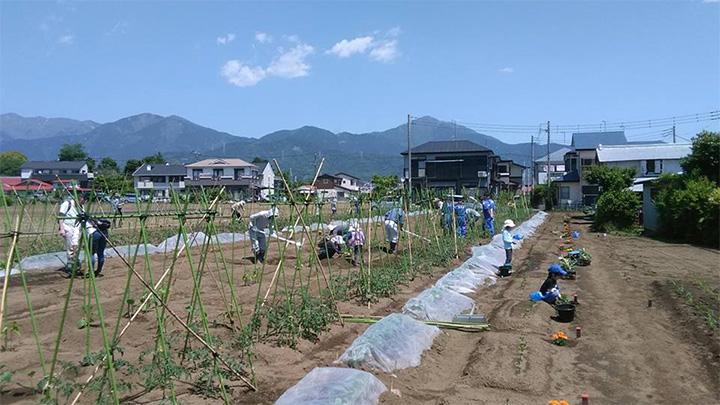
{"left": 559, "top": 401, "right": 569, "bottom": 405}
{"left": 553, "top": 333, "right": 559, "bottom": 339}
{"left": 549, "top": 401, "right": 560, "bottom": 405}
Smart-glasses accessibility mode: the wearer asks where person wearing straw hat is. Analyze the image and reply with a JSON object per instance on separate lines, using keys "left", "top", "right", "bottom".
{"left": 248, "top": 206, "right": 280, "bottom": 263}
{"left": 502, "top": 219, "right": 516, "bottom": 265}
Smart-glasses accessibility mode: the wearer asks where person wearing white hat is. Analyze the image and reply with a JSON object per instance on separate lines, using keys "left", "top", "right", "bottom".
{"left": 502, "top": 219, "right": 516, "bottom": 265}
{"left": 248, "top": 207, "right": 280, "bottom": 263}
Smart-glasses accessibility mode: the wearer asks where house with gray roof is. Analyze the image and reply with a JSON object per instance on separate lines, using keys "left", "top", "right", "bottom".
{"left": 132, "top": 163, "right": 187, "bottom": 199}
{"left": 555, "top": 131, "right": 628, "bottom": 207}
{"left": 534, "top": 147, "right": 572, "bottom": 185}
{"left": 401, "top": 140, "right": 496, "bottom": 194}
{"left": 20, "top": 161, "right": 93, "bottom": 189}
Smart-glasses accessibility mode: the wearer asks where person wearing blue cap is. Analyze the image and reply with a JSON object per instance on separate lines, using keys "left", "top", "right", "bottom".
{"left": 530, "top": 264, "right": 567, "bottom": 305}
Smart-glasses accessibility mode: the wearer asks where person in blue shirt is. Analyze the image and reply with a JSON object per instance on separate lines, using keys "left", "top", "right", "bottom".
{"left": 482, "top": 193, "right": 496, "bottom": 235}
{"left": 453, "top": 196, "right": 467, "bottom": 237}
{"left": 502, "top": 219, "right": 516, "bottom": 265}
{"left": 384, "top": 207, "right": 405, "bottom": 254}
{"left": 532, "top": 264, "right": 568, "bottom": 305}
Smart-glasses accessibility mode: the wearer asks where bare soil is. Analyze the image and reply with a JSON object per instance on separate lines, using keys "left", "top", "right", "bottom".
{"left": 2, "top": 212, "right": 718, "bottom": 405}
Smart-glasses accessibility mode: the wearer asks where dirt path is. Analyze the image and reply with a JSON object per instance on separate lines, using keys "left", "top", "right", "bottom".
{"left": 374, "top": 213, "right": 719, "bottom": 405}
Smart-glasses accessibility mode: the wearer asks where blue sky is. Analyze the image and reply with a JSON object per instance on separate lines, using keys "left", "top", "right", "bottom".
{"left": 1, "top": 0, "right": 718, "bottom": 145}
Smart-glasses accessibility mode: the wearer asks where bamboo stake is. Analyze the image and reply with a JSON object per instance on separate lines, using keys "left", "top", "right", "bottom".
{"left": 0, "top": 215, "right": 21, "bottom": 336}
{"left": 262, "top": 160, "right": 324, "bottom": 303}
{"left": 450, "top": 189, "right": 458, "bottom": 259}
{"left": 340, "top": 315, "right": 491, "bottom": 331}
{"left": 273, "top": 159, "right": 344, "bottom": 326}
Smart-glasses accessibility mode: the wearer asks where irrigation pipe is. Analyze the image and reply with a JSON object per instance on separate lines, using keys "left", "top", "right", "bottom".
{"left": 403, "top": 229, "right": 431, "bottom": 243}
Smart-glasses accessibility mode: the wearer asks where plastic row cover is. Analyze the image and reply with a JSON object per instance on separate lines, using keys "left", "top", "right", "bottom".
{"left": 403, "top": 285, "right": 475, "bottom": 322}
{"left": 337, "top": 313, "right": 440, "bottom": 373}
{"left": 435, "top": 266, "right": 496, "bottom": 294}
{"left": 275, "top": 367, "right": 387, "bottom": 405}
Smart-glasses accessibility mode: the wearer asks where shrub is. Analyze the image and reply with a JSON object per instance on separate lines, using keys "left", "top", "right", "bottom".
{"left": 655, "top": 175, "right": 720, "bottom": 246}
{"left": 595, "top": 189, "right": 640, "bottom": 231}
{"left": 532, "top": 183, "right": 557, "bottom": 209}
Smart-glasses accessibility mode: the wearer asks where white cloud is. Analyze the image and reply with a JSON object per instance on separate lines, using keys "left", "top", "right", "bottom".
{"left": 498, "top": 67, "right": 515, "bottom": 74}
{"left": 216, "top": 33, "right": 236, "bottom": 45}
{"left": 255, "top": 32, "right": 273, "bottom": 43}
{"left": 58, "top": 35, "right": 74, "bottom": 45}
{"left": 327, "top": 36, "right": 374, "bottom": 58}
{"left": 221, "top": 60, "right": 267, "bottom": 87}
{"left": 329, "top": 29, "right": 401, "bottom": 63}
{"left": 267, "top": 44, "right": 314, "bottom": 78}
{"left": 285, "top": 34, "right": 300, "bottom": 43}
{"left": 387, "top": 27, "right": 402, "bottom": 37}
{"left": 369, "top": 40, "right": 398, "bottom": 63}
{"left": 221, "top": 38, "right": 314, "bottom": 86}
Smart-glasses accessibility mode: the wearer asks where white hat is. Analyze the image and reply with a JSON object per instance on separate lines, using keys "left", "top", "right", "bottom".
{"left": 268, "top": 207, "right": 280, "bottom": 217}
{"left": 327, "top": 223, "right": 337, "bottom": 232}
{"left": 503, "top": 219, "right": 516, "bottom": 228}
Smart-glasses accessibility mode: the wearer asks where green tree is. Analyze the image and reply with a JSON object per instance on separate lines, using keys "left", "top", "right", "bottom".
{"left": 532, "top": 183, "right": 557, "bottom": 209}
{"left": 252, "top": 157, "right": 269, "bottom": 164}
{"left": 371, "top": 174, "right": 399, "bottom": 199}
{"left": 681, "top": 130, "right": 720, "bottom": 185}
{"left": 58, "top": 143, "right": 88, "bottom": 161}
{"left": 124, "top": 159, "right": 143, "bottom": 175}
{"left": 584, "top": 165, "right": 636, "bottom": 196}
{"left": 97, "top": 157, "right": 119, "bottom": 174}
{"left": 594, "top": 189, "right": 641, "bottom": 232}
{"left": 93, "top": 173, "right": 133, "bottom": 194}
{"left": 0, "top": 151, "right": 28, "bottom": 176}
{"left": 655, "top": 174, "right": 720, "bottom": 246}
{"left": 142, "top": 152, "right": 166, "bottom": 165}
{"left": 85, "top": 157, "right": 96, "bottom": 172}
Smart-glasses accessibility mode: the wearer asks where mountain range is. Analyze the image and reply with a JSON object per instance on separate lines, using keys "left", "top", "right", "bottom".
{"left": 0, "top": 113, "right": 566, "bottom": 180}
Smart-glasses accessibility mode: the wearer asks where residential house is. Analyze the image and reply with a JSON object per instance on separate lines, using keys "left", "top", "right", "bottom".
{"left": 20, "top": 161, "right": 93, "bottom": 189}
{"left": 1, "top": 177, "right": 53, "bottom": 195}
{"left": 185, "top": 158, "right": 260, "bottom": 199}
{"left": 595, "top": 143, "right": 692, "bottom": 232}
{"left": 555, "top": 131, "right": 627, "bottom": 207}
{"left": 334, "top": 173, "right": 360, "bottom": 192}
{"left": 534, "top": 147, "right": 572, "bottom": 185}
{"left": 315, "top": 173, "right": 356, "bottom": 200}
{"left": 132, "top": 163, "right": 187, "bottom": 199}
{"left": 401, "top": 140, "right": 496, "bottom": 194}
{"left": 496, "top": 159, "right": 526, "bottom": 193}
{"left": 258, "top": 162, "right": 276, "bottom": 199}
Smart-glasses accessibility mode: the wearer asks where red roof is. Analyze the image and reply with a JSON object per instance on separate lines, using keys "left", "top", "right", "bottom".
{"left": 1, "top": 177, "right": 53, "bottom": 192}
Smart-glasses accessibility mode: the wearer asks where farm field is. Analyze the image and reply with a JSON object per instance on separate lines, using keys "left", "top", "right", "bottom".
{"left": 1, "top": 212, "right": 718, "bottom": 404}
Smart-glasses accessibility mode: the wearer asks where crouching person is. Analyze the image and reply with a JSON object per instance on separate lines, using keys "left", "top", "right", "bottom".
{"left": 317, "top": 234, "right": 345, "bottom": 260}
{"left": 530, "top": 264, "right": 567, "bottom": 305}
{"left": 384, "top": 207, "right": 404, "bottom": 254}
{"left": 248, "top": 207, "right": 280, "bottom": 263}
{"left": 347, "top": 225, "right": 365, "bottom": 266}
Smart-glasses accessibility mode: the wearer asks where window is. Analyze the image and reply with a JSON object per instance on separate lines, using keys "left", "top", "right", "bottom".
{"left": 646, "top": 160, "right": 655, "bottom": 173}
{"left": 234, "top": 168, "right": 244, "bottom": 179}
{"left": 213, "top": 169, "right": 223, "bottom": 178}
{"left": 582, "top": 185, "right": 599, "bottom": 195}
{"left": 323, "top": 179, "right": 328, "bottom": 184}
{"left": 570, "top": 159, "right": 578, "bottom": 171}
{"left": 498, "top": 165, "right": 508, "bottom": 173}
{"left": 192, "top": 169, "right": 202, "bottom": 179}
{"left": 560, "top": 186, "right": 570, "bottom": 200}
{"left": 581, "top": 158, "right": 594, "bottom": 167}
{"left": 556, "top": 164, "right": 565, "bottom": 172}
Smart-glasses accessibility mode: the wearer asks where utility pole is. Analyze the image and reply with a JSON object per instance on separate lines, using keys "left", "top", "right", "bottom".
{"left": 408, "top": 114, "right": 412, "bottom": 201}
{"left": 453, "top": 120, "right": 457, "bottom": 141}
{"left": 546, "top": 121, "right": 551, "bottom": 205}
{"left": 673, "top": 125, "right": 676, "bottom": 143}
{"left": 530, "top": 135, "right": 535, "bottom": 187}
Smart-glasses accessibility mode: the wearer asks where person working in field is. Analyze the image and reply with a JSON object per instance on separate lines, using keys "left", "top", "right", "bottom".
{"left": 482, "top": 193, "right": 496, "bottom": 235}
{"left": 111, "top": 195, "right": 123, "bottom": 227}
{"left": 231, "top": 200, "right": 246, "bottom": 222}
{"left": 248, "top": 207, "right": 280, "bottom": 263}
{"left": 465, "top": 207, "right": 482, "bottom": 226}
{"left": 502, "top": 219, "right": 516, "bottom": 265}
{"left": 347, "top": 224, "right": 365, "bottom": 266}
{"left": 530, "top": 264, "right": 567, "bottom": 305}
{"left": 452, "top": 195, "right": 467, "bottom": 237}
{"left": 384, "top": 207, "right": 405, "bottom": 254}
{"left": 87, "top": 216, "right": 111, "bottom": 277}
{"left": 58, "top": 192, "right": 86, "bottom": 277}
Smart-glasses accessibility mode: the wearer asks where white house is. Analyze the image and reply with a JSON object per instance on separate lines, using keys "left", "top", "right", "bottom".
{"left": 534, "top": 147, "right": 572, "bottom": 185}
{"left": 258, "top": 162, "right": 275, "bottom": 199}
{"left": 185, "top": 158, "right": 259, "bottom": 199}
{"left": 595, "top": 143, "right": 691, "bottom": 190}
{"left": 133, "top": 163, "right": 186, "bottom": 198}
{"left": 334, "top": 173, "right": 360, "bottom": 192}
{"left": 555, "top": 131, "right": 627, "bottom": 207}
